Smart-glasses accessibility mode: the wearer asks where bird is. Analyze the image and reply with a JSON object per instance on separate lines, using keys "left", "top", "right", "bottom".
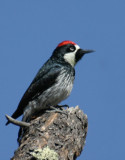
{"left": 6, "top": 40, "right": 94, "bottom": 125}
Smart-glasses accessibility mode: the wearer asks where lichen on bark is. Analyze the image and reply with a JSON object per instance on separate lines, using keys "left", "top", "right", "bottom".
{"left": 11, "top": 106, "right": 88, "bottom": 160}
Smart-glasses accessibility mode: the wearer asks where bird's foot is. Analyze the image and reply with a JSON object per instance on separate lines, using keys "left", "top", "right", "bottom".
{"left": 56, "top": 104, "right": 69, "bottom": 109}
{"left": 46, "top": 106, "right": 68, "bottom": 115}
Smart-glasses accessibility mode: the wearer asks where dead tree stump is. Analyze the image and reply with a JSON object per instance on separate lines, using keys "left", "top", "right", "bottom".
{"left": 11, "top": 106, "right": 88, "bottom": 160}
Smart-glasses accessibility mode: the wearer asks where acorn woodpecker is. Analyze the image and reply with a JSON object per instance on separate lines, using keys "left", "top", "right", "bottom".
{"left": 6, "top": 40, "right": 94, "bottom": 125}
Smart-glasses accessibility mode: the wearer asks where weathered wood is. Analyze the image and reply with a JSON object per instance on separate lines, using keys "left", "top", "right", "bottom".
{"left": 12, "top": 106, "right": 88, "bottom": 160}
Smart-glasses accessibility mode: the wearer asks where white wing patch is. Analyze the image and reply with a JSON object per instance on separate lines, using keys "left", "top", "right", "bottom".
{"left": 64, "top": 45, "right": 80, "bottom": 67}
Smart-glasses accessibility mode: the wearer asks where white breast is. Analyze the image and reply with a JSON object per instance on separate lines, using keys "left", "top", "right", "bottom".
{"left": 38, "top": 69, "right": 74, "bottom": 109}
{"left": 24, "top": 68, "right": 74, "bottom": 121}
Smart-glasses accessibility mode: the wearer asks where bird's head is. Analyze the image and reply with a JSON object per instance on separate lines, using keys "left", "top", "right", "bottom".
{"left": 52, "top": 40, "right": 94, "bottom": 67}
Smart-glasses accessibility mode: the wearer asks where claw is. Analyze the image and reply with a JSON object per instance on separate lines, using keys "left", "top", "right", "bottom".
{"left": 46, "top": 106, "right": 67, "bottom": 115}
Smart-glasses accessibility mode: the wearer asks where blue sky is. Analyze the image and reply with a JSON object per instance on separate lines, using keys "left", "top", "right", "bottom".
{"left": 0, "top": 0, "right": 125, "bottom": 159}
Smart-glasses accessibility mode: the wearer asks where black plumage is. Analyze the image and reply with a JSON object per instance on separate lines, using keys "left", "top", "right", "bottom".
{"left": 6, "top": 41, "right": 93, "bottom": 125}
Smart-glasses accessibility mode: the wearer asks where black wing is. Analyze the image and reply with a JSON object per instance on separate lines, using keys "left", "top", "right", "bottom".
{"left": 9, "top": 61, "right": 61, "bottom": 120}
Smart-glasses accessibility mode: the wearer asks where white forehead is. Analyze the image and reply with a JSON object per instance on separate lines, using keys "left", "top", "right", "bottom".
{"left": 75, "top": 44, "right": 80, "bottom": 50}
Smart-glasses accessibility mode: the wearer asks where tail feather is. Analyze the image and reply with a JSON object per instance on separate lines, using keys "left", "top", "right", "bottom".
{"left": 6, "top": 120, "right": 10, "bottom": 126}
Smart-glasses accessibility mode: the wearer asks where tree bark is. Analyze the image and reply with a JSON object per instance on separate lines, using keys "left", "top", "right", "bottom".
{"left": 11, "top": 106, "right": 88, "bottom": 160}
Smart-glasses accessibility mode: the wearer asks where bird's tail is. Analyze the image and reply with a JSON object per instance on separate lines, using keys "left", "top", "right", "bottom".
{"left": 5, "top": 120, "right": 10, "bottom": 126}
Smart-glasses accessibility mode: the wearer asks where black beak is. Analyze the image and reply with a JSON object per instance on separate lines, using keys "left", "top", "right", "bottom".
{"left": 80, "top": 49, "right": 95, "bottom": 54}
{"left": 75, "top": 49, "right": 95, "bottom": 63}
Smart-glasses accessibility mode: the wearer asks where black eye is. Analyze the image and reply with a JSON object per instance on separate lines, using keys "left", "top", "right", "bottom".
{"left": 67, "top": 46, "right": 76, "bottom": 52}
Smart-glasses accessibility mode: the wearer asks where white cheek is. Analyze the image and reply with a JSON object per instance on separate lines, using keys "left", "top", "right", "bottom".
{"left": 64, "top": 44, "right": 80, "bottom": 67}
{"left": 64, "top": 52, "right": 76, "bottom": 67}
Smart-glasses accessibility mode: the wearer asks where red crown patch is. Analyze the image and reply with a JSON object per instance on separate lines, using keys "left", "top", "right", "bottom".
{"left": 57, "top": 41, "right": 76, "bottom": 47}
